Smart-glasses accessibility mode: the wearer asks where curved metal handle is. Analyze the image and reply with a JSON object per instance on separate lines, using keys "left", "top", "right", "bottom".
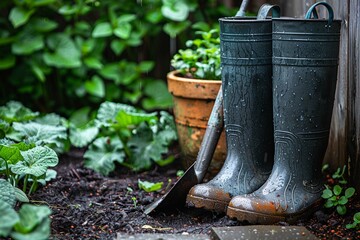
{"left": 305, "top": 1, "right": 334, "bottom": 25}
{"left": 257, "top": 4, "right": 280, "bottom": 20}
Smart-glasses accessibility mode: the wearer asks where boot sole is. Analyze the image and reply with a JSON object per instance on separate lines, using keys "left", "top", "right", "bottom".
{"left": 227, "top": 200, "right": 323, "bottom": 224}
{"left": 186, "top": 194, "right": 229, "bottom": 214}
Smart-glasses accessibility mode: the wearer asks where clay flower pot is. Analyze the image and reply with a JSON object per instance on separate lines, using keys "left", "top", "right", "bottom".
{"left": 167, "top": 70, "right": 226, "bottom": 176}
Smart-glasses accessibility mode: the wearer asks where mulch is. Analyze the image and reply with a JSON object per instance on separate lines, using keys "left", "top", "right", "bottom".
{"left": 31, "top": 149, "right": 360, "bottom": 240}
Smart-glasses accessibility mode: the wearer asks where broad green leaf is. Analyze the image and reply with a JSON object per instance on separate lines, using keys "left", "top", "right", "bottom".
{"left": 345, "top": 187, "right": 355, "bottom": 198}
{"left": 14, "top": 187, "right": 29, "bottom": 203}
{"left": 161, "top": 1, "right": 189, "bottom": 21}
{"left": 11, "top": 146, "right": 58, "bottom": 177}
{"left": 13, "top": 204, "right": 51, "bottom": 235}
{"left": 58, "top": 5, "right": 78, "bottom": 15}
{"left": 37, "top": 169, "right": 57, "bottom": 185}
{"left": 0, "top": 144, "right": 23, "bottom": 166}
{"left": 138, "top": 179, "right": 163, "bottom": 192}
{"left": 127, "top": 126, "right": 167, "bottom": 171}
{"left": 338, "top": 196, "right": 348, "bottom": 205}
{"left": 336, "top": 205, "right": 347, "bottom": 215}
{"left": 114, "top": 111, "right": 157, "bottom": 129}
{"left": 69, "top": 125, "right": 99, "bottom": 148}
{"left": 31, "top": 18, "right": 58, "bottom": 32}
{"left": 142, "top": 80, "right": 173, "bottom": 110}
{"left": 0, "top": 199, "right": 19, "bottom": 237}
{"left": 12, "top": 142, "right": 35, "bottom": 151}
{"left": 138, "top": 61, "right": 154, "bottom": 73}
{"left": 9, "top": 7, "right": 35, "bottom": 28}
{"left": 85, "top": 76, "right": 105, "bottom": 98}
{"left": 12, "top": 33, "right": 44, "bottom": 55}
{"left": 324, "top": 199, "right": 334, "bottom": 208}
{"left": 346, "top": 222, "right": 357, "bottom": 229}
{"left": 96, "top": 102, "right": 136, "bottom": 127}
{"left": 12, "top": 122, "right": 67, "bottom": 152}
{"left": 126, "top": 32, "right": 142, "bottom": 47}
{"left": 34, "top": 113, "right": 67, "bottom": 127}
{"left": 30, "top": 61, "right": 45, "bottom": 82}
{"left": 84, "top": 57, "right": 103, "bottom": 69}
{"left": 0, "top": 101, "right": 39, "bottom": 123}
{"left": 321, "top": 188, "right": 333, "bottom": 199}
{"left": 0, "top": 56, "right": 16, "bottom": 69}
{"left": 0, "top": 119, "right": 10, "bottom": 137}
{"left": 145, "top": 10, "right": 163, "bottom": 24}
{"left": 99, "top": 63, "right": 121, "bottom": 82}
{"left": 117, "top": 14, "right": 136, "bottom": 23}
{"left": 354, "top": 212, "right": 360, "bottom": 222}
{"left": 83, "top": 137, "right": 125, "bottom": 176}
{"left": 113, "top": 23, "right": 131, "bottom": 39}
{"left": 333, "top": 185, "right": 342, "bottom": 196}
{"left": 192, "top": 21, "right": 211, "bottom": 31}
{"left": 12, "top": 218, "right": 51, "bottom": 240}
{"left": 58, "top": 4, "right": 90, "bottom": 15}
{"left": 92, "top": 22, "right": 112, "bottom": 38}
{"left": 32, "top": 0, "right": 56, "bottom": 7}
{"left": 0, "top": 179, "right": 16, "bottom": 208}
{"left": 99, "top": 61, "right": 138, "bottom": 84}
{"left": 69, "top": 107, "right": 92, "bottom": 127}
{"left": 163, "top": 21, "right": 191, "bottom": 38}
{"left": 110, "top": 40, "right": 126, "bottom": 55}
{"left": 44, "top": 33, "right": 81, "bottom": 68}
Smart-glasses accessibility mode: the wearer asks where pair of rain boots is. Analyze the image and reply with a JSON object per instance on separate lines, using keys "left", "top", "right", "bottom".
{"left": 186, "top": 2, "right": 341, "bottom": 224}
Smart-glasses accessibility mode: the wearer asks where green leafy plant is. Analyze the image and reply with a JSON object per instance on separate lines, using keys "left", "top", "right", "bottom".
{"left": 171, "top": 29, "right": 221, "bottom": 80}
{"left": 138, "top": 179, "right": 163, "bottom": 192}
{"left": 0, "top": 180, "right": 51, "bottom": 240}
{"left": 176, "top": 170, "right": 185, "bottom": 177}
{"left": 346, "top": 212, "right": 360, "bottom": 229}
{"left": 322, "top": 185, "right": 355, "bottom": 215}
{"left": 131, "top": 196, "right": 138, "bottom": 208}
{"left": 321, "top": 165, "right": 356, "bottom": 216}
{"left": 0, "top": 102, "right": 61, "bottom": 195}
{"left": 1, "top": 0, "right": 236, "bottom": 114}
{"left": 331, "top": 165, "right": 348, "bottom": 184}
{"left": 0, "top": 143, "right": 58, "bottom": 195}
{"left": 81, "top": 101, "right": 177, "bottom": 175}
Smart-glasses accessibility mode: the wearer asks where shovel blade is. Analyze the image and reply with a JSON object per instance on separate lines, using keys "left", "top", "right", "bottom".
{"left": 144, "top": 162, "right": 198, "bottom": 215}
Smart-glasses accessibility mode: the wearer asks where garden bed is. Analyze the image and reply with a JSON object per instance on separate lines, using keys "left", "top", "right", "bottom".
{"left": 32, "top": 149, "right": 360, "bottom": 239}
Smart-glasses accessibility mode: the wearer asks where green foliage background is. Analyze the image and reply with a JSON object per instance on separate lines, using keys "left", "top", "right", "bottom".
{"left": 0, "top": 0, "right": 237, "bottom": 116}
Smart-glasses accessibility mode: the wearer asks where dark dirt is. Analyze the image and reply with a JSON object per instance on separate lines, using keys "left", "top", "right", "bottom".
{"left": 32, "top": 149, "right": 360, "bottom": 240}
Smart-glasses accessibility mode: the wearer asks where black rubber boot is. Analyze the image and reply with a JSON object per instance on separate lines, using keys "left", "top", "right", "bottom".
{"left": 186, "top": 17, "right": 274, "bottom": 213}
{"left": 227, "top": 2, "right": 341, "bottom": 223}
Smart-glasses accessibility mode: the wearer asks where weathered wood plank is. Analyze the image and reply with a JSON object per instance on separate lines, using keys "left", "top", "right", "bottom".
{"left": 348, "top": 0, "right": 360, "bottom": 190}
{"left": 322, "top": 0, "right": 349, "bottom": 173}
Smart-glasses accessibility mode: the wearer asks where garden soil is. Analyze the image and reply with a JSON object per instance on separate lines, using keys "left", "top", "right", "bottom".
{"left": 32, "top": 149, "right": 360, "bottom": 240}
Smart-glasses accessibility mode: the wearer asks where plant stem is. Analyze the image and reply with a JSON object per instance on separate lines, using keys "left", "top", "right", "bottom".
{"left": 23, "top": 175, "right": 29, "bottom": 193}
{"left": 28, "top": 179, "right": 38, "bottom": 195}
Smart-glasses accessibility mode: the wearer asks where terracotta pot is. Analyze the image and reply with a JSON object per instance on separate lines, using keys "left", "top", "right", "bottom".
{"left": 167, "top": 70, "right": 226, "bottom": 176}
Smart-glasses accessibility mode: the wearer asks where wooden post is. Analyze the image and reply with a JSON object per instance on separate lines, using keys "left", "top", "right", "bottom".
{"left": 321, "top": 0, "right": 349, "bottom": 173}
{"left": 348, "top": 0, "right": 360, "bottom": 191}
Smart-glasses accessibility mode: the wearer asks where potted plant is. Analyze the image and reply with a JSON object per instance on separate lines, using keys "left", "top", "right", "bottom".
{"left": 167, "top": 29, "right": 226, "bottom": 175}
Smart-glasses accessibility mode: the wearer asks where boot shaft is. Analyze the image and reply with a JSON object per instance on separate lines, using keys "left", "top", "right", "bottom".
{"left": 272, "top": 18, "right": 341, "bottom": 178}
{"left": 220, "top": 18, "right": 274, "bottom": 167}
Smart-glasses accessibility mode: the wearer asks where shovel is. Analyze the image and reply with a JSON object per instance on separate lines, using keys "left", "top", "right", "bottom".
{"left": 144, "top": 0, "right": 249, "bottom": 215}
